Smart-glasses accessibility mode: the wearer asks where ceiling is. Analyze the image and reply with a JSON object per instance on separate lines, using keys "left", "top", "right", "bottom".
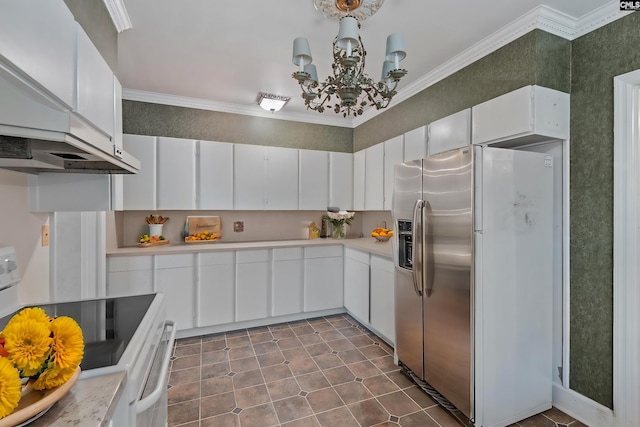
{"left": 116, "top": 0, "right": 612, "bottom": 127}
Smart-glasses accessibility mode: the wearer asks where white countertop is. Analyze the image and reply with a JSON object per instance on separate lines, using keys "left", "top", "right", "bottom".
{"left": 30, "top": 370, "right": 127, "bottom": 426}
{"left": 108, "top": 237, "right": 393, "bottom": 259}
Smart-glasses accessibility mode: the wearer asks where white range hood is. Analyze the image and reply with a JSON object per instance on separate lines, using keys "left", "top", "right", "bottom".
{"left": 0, "top": 61, "right": 140, "bottom": 175}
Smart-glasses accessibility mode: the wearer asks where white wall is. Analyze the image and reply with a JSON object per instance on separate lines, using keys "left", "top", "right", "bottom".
{"left": 0, "top": 169, "right": 50, "bottom": 307}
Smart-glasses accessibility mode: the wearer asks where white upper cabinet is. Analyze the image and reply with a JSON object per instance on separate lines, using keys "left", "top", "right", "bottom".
{"left": 75, "top": 24, "right": 115, "bottom": 137}
{"left": 383, "top": 136, "right": 404, "bottom": 210}
{"left": 404, "top": 125, "right": 428, "bottom": 161}
{"left": 234, "top": 144, "right": 266, "bottom": 209}
{"left": 113, "top": 77, "right": 124, "bottom": 149}
{"left": 233, "top": 145, "right": 298, "bottom": 210}
{"left": 122, "top": 135, "right": 157, "bottom": 210}
{"left": 365, "top": 143, "right": 384, "bottom": 211}
{"left": 329, "top": 152, "right": 353, "bottom": 210}
{"left": 299, "top": 149, "right": 328, "bottom": 210}
{"left": 0, "top": 1, "right": 76, "bottom": 108}
{"left": 472, "top": 85, "right": 570, "bottom": 146}
{"left": 198, "top": 140, "right": 234, "bottom": 210}
{"left": 429, "top": 109, "right": 471, "bottom": 156}
{"left": 28, "top": 173, "right": 112, "bottom": 212}
{"left": 266, "top": 146, "right": 299, "bottom": 210}
{"left": 156, "top": 137, "right": 196, "bottom": 210}
{"left": 353, "top": 150, "right": 366, "bottom": 211}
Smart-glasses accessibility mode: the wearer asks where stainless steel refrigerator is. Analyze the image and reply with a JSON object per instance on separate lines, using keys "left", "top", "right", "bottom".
{"left": 393, "top": 145, "right": 554, "bottom": 426}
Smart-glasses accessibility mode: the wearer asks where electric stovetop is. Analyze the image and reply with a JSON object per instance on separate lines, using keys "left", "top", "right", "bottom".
{"left": 0, "top": 294, "right": 156, "bottom": 370}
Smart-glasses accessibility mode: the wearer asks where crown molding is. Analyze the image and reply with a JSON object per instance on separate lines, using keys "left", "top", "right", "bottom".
{"left": 122, "top": 89, "right": 352, "bottom": 128}
{"left": 103, "top": 0, "right": 132, "bottom": 33}
{"left": 122, "top": 2, "right": 630, "bottom": 129}
{"left": 353, "top": 1, "right": 629, "bottom": 127}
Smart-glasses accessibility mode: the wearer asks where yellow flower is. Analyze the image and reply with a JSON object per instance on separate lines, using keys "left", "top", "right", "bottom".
{"left": 0, "top": 357, "right": 21, "bottom": 419}
{"left": 4, "top": 307, "right": 50, "bottom": 329}
{"left": 31, "top": 367, "right": 76, "bottom": 391}
{"left": 49, "top": 317, "right": 84, "bottom": 371}
{"left": 2, "top": 319, "right": 51, "bottom": 377}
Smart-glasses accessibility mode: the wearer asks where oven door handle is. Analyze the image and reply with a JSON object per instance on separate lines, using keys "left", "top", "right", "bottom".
{"left": 135, "top": 320, "right": 176, "bottom": 415}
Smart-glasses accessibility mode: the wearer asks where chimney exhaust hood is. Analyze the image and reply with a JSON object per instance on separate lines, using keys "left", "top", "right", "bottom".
{"left": 0, "top": 63, "right": 140, "bottom": 175}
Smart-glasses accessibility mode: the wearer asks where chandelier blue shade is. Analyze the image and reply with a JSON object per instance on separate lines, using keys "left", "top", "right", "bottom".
{"left": 291, "top": 5, "right": 407, "bottom": 117}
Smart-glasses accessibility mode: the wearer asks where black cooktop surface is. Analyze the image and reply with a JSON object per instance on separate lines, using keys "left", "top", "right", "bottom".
{"left": 0, "top": 294, "right": 156, "bottom": 370}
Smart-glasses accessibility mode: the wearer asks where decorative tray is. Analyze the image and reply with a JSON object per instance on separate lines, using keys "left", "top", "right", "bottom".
{"left": 0, "top": 367, "right": 81, "bottom": 427}
{"left": 137, "top": 240, "right": 170, "bottom": 248}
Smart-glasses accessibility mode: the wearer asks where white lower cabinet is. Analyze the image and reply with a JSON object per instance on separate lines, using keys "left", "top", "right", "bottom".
{"left": 272, "top": 248, "right": 304, "bottom": 316}
{"left": 344, "top": 248, "right": 370, "bottom": 323}
{"left": 369, "top": 255, "right": 395, "bottom": 344}
{"left": 107, "top": 255, "right": 154, "bottom": 296}
{"left": 235, "top": 250, "right": 270, "bottom": 322}
{"left": 198, "top": 252, "right": 235, "bottom": 327}
{"left": 304, "top": 246, "right": 344, "bottom": 312}
{"left": 155, "top": 254, "right": 195, "bottom": 330}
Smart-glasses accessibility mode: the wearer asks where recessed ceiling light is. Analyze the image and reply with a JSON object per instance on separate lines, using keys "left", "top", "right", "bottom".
{"left": 257, "top": 93, "right": 291, "bottom": 112}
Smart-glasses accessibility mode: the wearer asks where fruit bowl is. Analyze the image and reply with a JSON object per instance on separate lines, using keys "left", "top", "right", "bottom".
{"left": 371, "top": 227, "right": 393, "bottom": 242}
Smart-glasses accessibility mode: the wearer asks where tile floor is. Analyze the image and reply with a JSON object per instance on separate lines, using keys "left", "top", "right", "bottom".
{"left": 168, "top": 314, "right": 586, "bottom": 427}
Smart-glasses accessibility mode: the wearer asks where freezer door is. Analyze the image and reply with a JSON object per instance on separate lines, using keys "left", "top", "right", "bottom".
{"left": 422, "top": 148, "right": 473, "bottom": 418}
{"left": 392, "top": 160, "right": 424, "bottom": 379}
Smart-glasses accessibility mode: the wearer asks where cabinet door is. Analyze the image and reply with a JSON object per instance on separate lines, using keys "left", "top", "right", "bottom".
{"left": 370, "top": 255, "right": 395, "bottom": 344}
{"left": 299, "top": 149, "right": 329, "bottom": 210}
{"left": 267, "top": 146, "right": 299, "bottom": 210}
{"left": 404, "top": 126, "right": 427, "bottom": 161}
{"left": 471, "top": 85, "right": 569, "bottom": 145}
{"left": 198, "top": 252, "right": 235, "bottom": 327}
{"left": 344, "top": 249, "right": 370, "bottom": 323}
{"left": 272, "top": 248, "right": 304, "bottom": 316}
{"left": 157, "top": 137, "right": 196, "bottom": 210}
{"left": 383, "top": 136, "right": 404, "bottom": 210}
{"left": 353, "top": 150, "right": 366, "bottom": 211}
{"left": 429, "top": 109, "right": 471, "bottom": 156}
{"left": 365, "top": 143, "right": 384, "bottom": 211}
{"left": 198, "top": 140, "right": 233, "bottom": 210}
{"left": 0, "top": 1, "right": 75, "bottom": 108}
{"left": 329, "top": 152, "right": 353, "bottom": 210}
{"left": 155, "top": 254, "right": 195, "bottom": 331}
{"left": 122, "top": 135, "right": 157, "bottom": 210}
{"left": 236, "top": 250, "right": 270, "bottom": 322}
{"left": 304, "top": 256, "right": 343, "bottom": 312}
{"left": 234, "top": 144, "right": 266, "bottom": 209}
{"left": 75, "top": 24, "right": 115, "bottom": 137}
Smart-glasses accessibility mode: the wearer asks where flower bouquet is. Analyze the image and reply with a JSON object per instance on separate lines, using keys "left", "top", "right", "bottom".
{"left": 0, "top": 307, "right": 84, "bottom": 421}
{"left": 327, "top": 210, "right": 355, "bottom": 239}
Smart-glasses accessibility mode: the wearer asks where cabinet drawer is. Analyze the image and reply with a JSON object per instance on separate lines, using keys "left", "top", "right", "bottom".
{"left": 345, "top": 248, "right": 370, "bottom": 264}
{"left": 108, "top": 256, "right": 153, "bottom": 272}
{"left": 273, "top": 247, "right": 303, "bottom": 261}
{"left": 236, "top": 249, "right": 270, "bottom": 263}
{"left": 199, "top": 251, "right": 234, "bottom": 266}
{"left": 304, "top": 245, "right": 343, "bottom": 259}
{"left": 370, "top": 255, "right": 394, "bottom": 273}
{"left": 156, "top": 253, "right": 194, "bottom": 269}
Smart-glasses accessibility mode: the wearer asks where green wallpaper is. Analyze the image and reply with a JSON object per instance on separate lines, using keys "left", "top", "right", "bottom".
{"left": 123, "top": 101, "right": 354, "bottom": 153}
{"left": 568, "top": 11, "right": 640, "bottom": 409}
{"left": 353, "top": 30, "right": 570, "bottom": 151}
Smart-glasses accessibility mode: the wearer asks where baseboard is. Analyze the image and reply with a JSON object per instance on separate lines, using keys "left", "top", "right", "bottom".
{"left": 552, "top": 382, "right": 614, "bottom": 427}
{"left": 176, "top": 308, "right": 347, "bottom": 339}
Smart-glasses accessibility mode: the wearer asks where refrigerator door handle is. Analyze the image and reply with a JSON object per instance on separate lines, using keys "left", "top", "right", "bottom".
{"left": 424, "top": 200, "right": 434, "bottom": 297}
{"left": 412, "top": 199, "right": 424, "bottom": 296}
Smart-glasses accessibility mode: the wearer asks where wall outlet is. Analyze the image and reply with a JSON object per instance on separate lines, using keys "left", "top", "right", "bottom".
{"left": 41, "top": 225, "right": 49, "bottom": 247}
{"left": 233, "top": 221, "right": 244, "bottom": 232}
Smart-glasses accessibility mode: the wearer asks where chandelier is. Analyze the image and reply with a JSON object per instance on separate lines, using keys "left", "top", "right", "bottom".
{"left": 291, "top": 0, "right": 407, "bottom": 117}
